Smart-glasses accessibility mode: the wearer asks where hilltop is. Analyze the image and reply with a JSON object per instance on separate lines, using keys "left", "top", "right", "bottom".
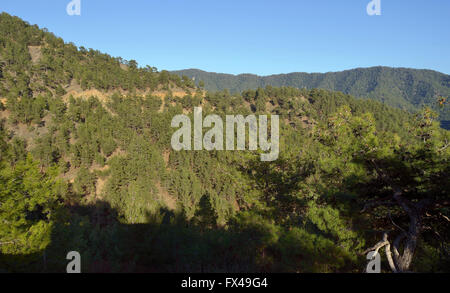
{"left": 173, "top": 67, "right": 450, "bottom": 120}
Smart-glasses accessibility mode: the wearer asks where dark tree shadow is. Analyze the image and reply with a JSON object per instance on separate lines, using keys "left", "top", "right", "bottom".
{"left": 0, "top": 200, "right": 277, "bottom": 273}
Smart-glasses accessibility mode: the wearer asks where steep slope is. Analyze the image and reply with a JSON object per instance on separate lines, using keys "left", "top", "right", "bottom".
{"left": 0, "top": 13, "right": 197, "bottom": 103}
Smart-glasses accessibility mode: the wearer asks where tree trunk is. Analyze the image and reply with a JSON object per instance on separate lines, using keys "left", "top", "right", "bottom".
{"left": 365, "top": 191, "right": 421, "bottom": 273}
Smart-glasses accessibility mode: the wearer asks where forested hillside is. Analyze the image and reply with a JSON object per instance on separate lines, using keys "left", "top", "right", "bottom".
{"left": 0, "top": 13, "right": 449, "bottom": 273}
{"left": 173, "top": 67, "right": 450, "bottom": 120}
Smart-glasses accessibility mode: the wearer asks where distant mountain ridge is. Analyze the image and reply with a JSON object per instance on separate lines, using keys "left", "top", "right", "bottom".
{"left": 172, "top": 67, "right": 450, "bottom": 119}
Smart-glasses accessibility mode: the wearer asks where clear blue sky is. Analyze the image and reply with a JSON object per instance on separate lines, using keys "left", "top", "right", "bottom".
{"left": 1, "top": 0, "right": 449, "bottom": 75}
